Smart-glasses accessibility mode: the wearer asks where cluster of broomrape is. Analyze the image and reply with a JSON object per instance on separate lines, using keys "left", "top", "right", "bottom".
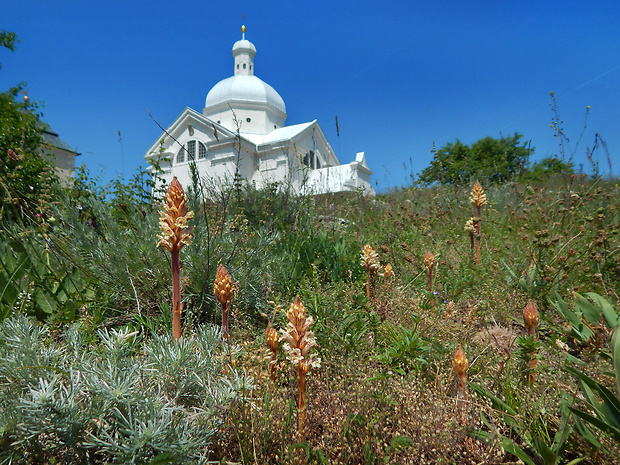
{"left": 156, "top": 177, "right": 542, "bottom": 449}
{"left": 157, "top": 177, "right": 321, "bottom": 438}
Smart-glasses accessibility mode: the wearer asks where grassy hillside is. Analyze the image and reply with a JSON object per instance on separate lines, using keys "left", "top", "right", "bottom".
{"left": 0, "top": 171, "right": 619, "bottom": 464}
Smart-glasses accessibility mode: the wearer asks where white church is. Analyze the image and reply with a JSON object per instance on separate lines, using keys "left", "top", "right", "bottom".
{"left": 144, "top": 26, "right": 373, "bottom": 196}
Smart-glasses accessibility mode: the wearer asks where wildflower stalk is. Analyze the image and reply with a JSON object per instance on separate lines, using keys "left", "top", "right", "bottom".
{"left": 281, "top": 296, "right": 321, "bottom": 441}
{"left": 360, "top": 244, "right": 380, "bottom": 299}
{"left": 452, "top": 344, "right": 469, "bottom": 405}
{"left": 157, "top": 177, "right": 194, "bottom": 339}
{"left": 469, "top": 181, "right": 487, "bottom": 264}
{"left": 424, "top": 251, "right": 436, "bottom": 310}
{"left": 523, "top": 300, "right": 540, "bottom": 383}
{"left": 464, "top": 218, "right": 476, "bottom": 258}
{"left": 265, "top": 326, "right": 279, "bottom": 382}
{"left": 214, "top": 264, "right": 233, "bottom": 341}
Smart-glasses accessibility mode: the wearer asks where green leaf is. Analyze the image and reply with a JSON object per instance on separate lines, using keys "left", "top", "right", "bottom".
{"left": 552, "top": 294, "right": 594, "bottom": 342}
{"left": 573, "top": 292, "right": 602, "bottom": 325}
{"left": 533, "top": 436, "right": 557, "bottom": 465}
{"left": 586, "top": 292, "right": 620, "bottom": 329}
{"left": 613, "top": 327, "right": 620, "bottom": 394}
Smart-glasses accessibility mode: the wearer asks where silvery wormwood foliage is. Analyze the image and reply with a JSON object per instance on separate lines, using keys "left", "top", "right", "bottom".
{"left": 0, "top": 316, "right": 253, "bottom": 464}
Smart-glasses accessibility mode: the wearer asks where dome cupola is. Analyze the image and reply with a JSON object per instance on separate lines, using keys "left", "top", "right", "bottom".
{"left": 203, "top": 26, "right": 287, "bottom": 134}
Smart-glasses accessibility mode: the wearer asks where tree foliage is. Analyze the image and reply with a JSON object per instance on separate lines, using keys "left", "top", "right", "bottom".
{"left": 0, "top": 86, "right": 56, "bottom": 223}
{"left": 1, "top": 31, "right": 58, "bottom": 223}
{"left": 418, "top": 133, "right": 533, "bottom": 185}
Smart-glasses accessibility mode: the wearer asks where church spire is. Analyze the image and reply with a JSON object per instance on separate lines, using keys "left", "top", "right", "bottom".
{"left": 232, "top": 25, "right": 256, "bottom": 76}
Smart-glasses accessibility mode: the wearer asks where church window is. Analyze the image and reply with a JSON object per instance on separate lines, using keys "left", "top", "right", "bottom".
{"left": 177, "top": 147, "right": 185, "bottom": 163}
{"left": 187, "top": 140, "right": 196, "bottom": 161}
{"left": 198, "top": 142, "right": 207, "bottom": 159}
{"left": 303, "top": 151, "right": 317, "bottom": 170}
{"left": 236, "top": 64, "right": 239, "bottom": 69}
{"left": 243, "top": 63, "right": 246, "bottom": 69}
{"left": 246, "top": 117, "right": 251, "bottom": 123}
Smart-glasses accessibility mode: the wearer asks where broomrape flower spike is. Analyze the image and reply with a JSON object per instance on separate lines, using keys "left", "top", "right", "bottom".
{"left": 469, "top": 181, "right": 486, "bottom": 264}
{"left": 424, "top": 251, "right": 436, "bottom": 309}
{"left": 280, "top": 296, "right": 320, "bottom": 441}
{"left": 452, "top": 344, "right": 469, "bottom": 408}
{"left": 523, "top": 300, "right": 540, "bottom": 383}
{"left": 361, "top": 244, "right": 380, "bottom": 299}
{"left": 214, "top": 264, "right": 234, "bottom": 341}
{"left": 157, "top": 176, "right": 194, "bottom": 339}
{"left": 265, "top": 326, "right": 279, "bottom": 381}
{"left": 464, "top": 217, "right": 476, "bottom": 252}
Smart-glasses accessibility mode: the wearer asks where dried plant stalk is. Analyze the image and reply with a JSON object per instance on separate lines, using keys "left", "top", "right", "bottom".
{"left": 157, "top": 176, "right": 194, "bottom": 339}
{"left": 360, "top": 244, "right": 380, "bottom": 299}
{"left": 469, "top": 181, "right": 487, "bottom": 264}
{"left": 281, "top": 296, "right": 321, "bottom": 441}
{"left": 214, "top": 264, "right": 234, "bottom": 341}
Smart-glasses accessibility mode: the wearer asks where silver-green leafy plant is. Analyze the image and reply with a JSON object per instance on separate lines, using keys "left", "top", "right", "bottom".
{"left": 0, "top": 315, "right": 251, "bottom": 464}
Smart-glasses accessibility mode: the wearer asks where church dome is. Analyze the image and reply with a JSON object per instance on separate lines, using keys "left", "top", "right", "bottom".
{"left": 204, "top": 26, "right": 286, "bottom": 116}
{"left": 205, "top": 75, "right": 286, "bottom": 114}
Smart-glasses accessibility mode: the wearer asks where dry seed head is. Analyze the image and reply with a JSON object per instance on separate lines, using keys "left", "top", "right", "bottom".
{"left": 452, "top": 344, "right": 469, "bottom": 377}
{"left": 523, "top": 300, "right": 540, "bottom": 336}
{"left": 361, "top": 244, "right": 380, "bottom": 273}
{"left": 423, "top": 251, "right": 435, "bottom": 272}
{"left": 469, "top": 180, "right": 487, "bottom": 208}
{"left": 214, "top": 264, "right": 233, "bottom": 308}
{"left": 157, "top": 177, "right": 194, "bottom": 252}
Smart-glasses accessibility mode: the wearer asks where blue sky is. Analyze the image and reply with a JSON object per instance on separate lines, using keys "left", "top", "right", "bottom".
{"left": 2, "top": 1, "right": 619, "bottom": 191}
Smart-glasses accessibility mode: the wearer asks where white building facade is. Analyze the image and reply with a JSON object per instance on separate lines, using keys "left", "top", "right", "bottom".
{"left": 144, "top": 27, "right": 373, "bottom": 196}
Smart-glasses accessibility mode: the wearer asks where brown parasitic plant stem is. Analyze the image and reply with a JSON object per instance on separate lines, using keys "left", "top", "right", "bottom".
{"left": 424, "top": 251, "right": 436, "bottom": 310}
{"left": 469, "top": 181, "right": 487, "bottom": 265}
{"left": 171, "top": 248, "right": 181, "bottom": 339}
{"left": 360, "top": 244, "right": 380, "bottom": 300}
{"left": 281, "top": 297, "right": 321, "bottom": 442}
{"left": 214, "top": 264, "right": 234, "bottom": 341}
{"left": 523, "top": 300, "right": 540, "bottom": 383}
{"left": 157, "top": 177, "right": 194, "bottom": 340}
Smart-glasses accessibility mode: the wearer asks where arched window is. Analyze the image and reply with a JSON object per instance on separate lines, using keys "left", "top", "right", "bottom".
{"left": 303, "top": 151, "right": 322, "bottom": 170}
{"left": 187, "top": 140, "right": 196, "bottom": 161}
{"left": 198, "top": 142, "right": 207, "bottom": 159}
{"left": 176, "top": 140, "right": 207, "bottom": 164}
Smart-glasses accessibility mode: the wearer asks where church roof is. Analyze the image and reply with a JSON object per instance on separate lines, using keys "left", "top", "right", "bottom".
{"left": 242, "top": 121, "right": 314, "bottom": 146}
